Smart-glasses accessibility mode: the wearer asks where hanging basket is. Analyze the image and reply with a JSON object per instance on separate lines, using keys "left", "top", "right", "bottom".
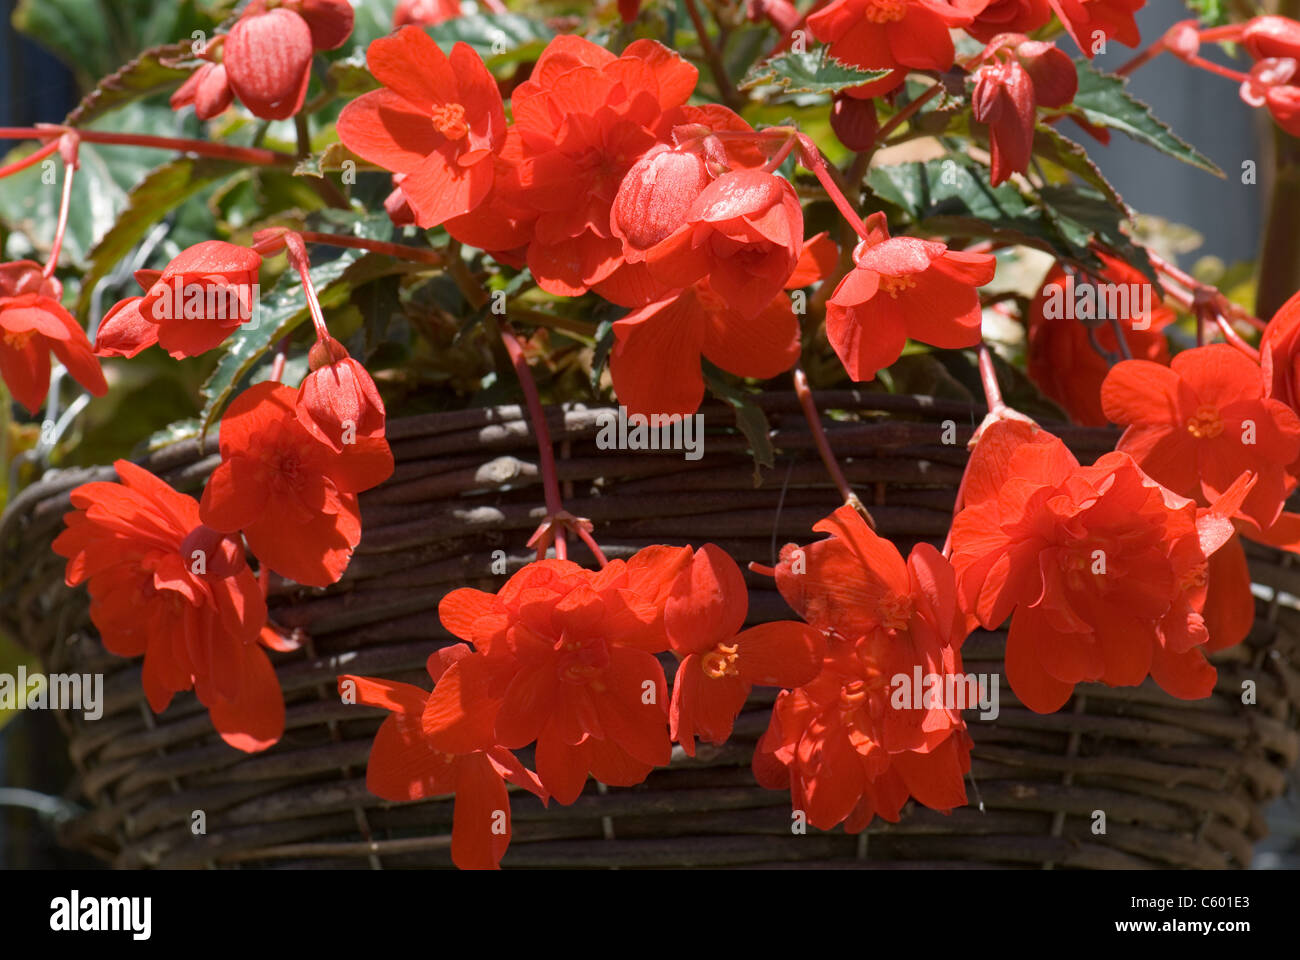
{"left": 2, "top": 390, "right": 1298, "bottom": 869}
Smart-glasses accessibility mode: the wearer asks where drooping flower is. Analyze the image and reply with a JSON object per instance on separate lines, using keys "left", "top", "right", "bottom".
{"left": 337, "top": 26, "right": 506, "bottom": 228}
{"left": 754, "top": 506, "right": 974, "bottom": 830}
{"left": 665, "top": 544, "right": 823, "bottom": 756}
{"left": 463, "top": 35, "right": 713, "bottom": 299}
{"left": 808, "top": 0, "right": 973, "bottom": 98}
{"left": 609, "top": 277, "right": 802, "bottom": 417}
{"left": 219, "top": 0, "right": 353, "bottom": 121}
{"left": 824, "top": 215, "right": 997, "bottom": 381}
{"left": 1027, "top": 252, "right": 1174, "bottom": 426}
{"left": 1241, "top": 15, "right": 1300, "bottom": 62}
{"left": 950, "top": 419, "right": 1250, "bottom": 713}
{"left": 52, "top": 460, "right": 281, "bottom": 752}
{"left": 296, "top": 337, "right": 387, "bottom": 452}
{"left": 830, "top": 94, "right": 879, "bottom": 151}
{"left": 643, "top": 169, "right": 804, "bottom": 320}
{"left": 1048, "top": 0, "right": 1145, "bottom": 56}
{"left": 0, "top": 260, "right": 106, "bottom": 413}
{"left": 95, "top": 241, "right": 263, "bottom": 360}
{"left": 610, "top": 144, "right": 711, "bottom": 264}
{"left": 1238, "top": 57, "right": 1300, "bottom": 136}
{"left": 340, "top": 644, "right": 547, "bottom": 870}
{"left": 170, "top": 56, "right": 234, "bottom": 120}
{"left": 1100, "top": 343, "right": 1300, "bottom": 531}
{"left": 971, "top": 37, "right": 1077, "bottom": 185}
{"left": 422, "top": 547, "right": 693, "bottom": 804}
{"left": 200, "top": 382, "right": 393, "bottom": 587}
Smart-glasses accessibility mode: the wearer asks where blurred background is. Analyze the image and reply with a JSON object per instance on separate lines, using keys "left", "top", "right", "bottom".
{"left": 0, "top": 0, "right": 1296, "bottom": 868}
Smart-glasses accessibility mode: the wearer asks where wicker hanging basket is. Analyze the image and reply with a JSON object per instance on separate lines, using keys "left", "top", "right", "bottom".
{"left": 2, "top": 390, "right": 1298, "bottom": 869}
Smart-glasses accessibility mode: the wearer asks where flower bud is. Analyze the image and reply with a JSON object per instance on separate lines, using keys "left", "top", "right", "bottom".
{"left": 224, "top": 6, "right": 314, "bottom": 120}
{"left": 1243, "top": 15, "right": 1300, "bottom": 63}
{"left": 611, "top": 145, "right": 709, "bottom": 262}
{"left": 830, "top": 94, "right": 878, "bottom": 152}
{"left": 297, "top": 341, "right": 387, "bottom": 451}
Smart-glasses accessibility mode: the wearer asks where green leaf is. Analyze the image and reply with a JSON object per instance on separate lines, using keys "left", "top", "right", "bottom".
{"left": 702, "top": 364, "right": 775, "bottom": 477}
{"left": 425, "top": 13, "right": 555, "bottom": 70}
{"left": 72, "top": 155, "right": 247, "bottom": 317}
{"left": 741, "top": 51, "right": 891, "bottom": 95}
{"left": 1068, "top": 61, "right": 1223, "bottom": 177}
{"left": 198, "top": 248, "right": 422, "bottom": 437}
{"left": 1030, "top": 123, "right": 1127, "bottom": 212}
{"left": 64, "top": 42, "right": 195, "bottom": 127}
{"left": 139, "top": 418, "right": 201, "bottom": 454}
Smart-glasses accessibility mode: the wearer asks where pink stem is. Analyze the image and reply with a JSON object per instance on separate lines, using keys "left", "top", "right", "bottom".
{"left": 297, "top": 230, "right": 443, "bottom": 267}
{"left": 0, "top": 126, "right": 295, "bottom": 167}
{"left": 794, "top": 367, "right": 875, "bottom": 528}
{"left": 499, "top": 323, "right": 568, "bottom": 561}
{"left": 796, "top": 133, "right": 870, "bottom": 240}
{"left": 0, "top": 138, "right": 58, "bottom": 180}
{"left": 978, "top": 344, "right": 1007, "bottom": 415}
{"left": 283, "top": 232, "right": 331, "bottom": 341}
{"left": 43, "top": 151, "right": 77, "bottom": 278}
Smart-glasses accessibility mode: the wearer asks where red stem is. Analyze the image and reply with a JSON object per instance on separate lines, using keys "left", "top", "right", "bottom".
{"left": 499, "top": 323, "right": 568, "bottom": 560}
{"left": 978, "top": 344, "right": 1006, "bottom": 414}
{"left": 793, "top": 366, "right": 875, "bottom": 527}
{"left": 1214, "top": 313, "right": 1262, "bottom": 361}
{"left": 0, "top": 138, "right": 58, "bottom": 180}
{"left": 0, "top": 126, "right": 295, "bottom": 167}
{"left": 796, "top": 133, "right": 870, "bottom": 240}
{"left": 1116, "top": 44, "right": 1164, "bottom": 77}
{"left": 1184, "top": 54, "right": 1249, "bottom": 84}
{"left": 283, "top": 232, "right": 331, "bottom": 341}
{"left": 876, "top": 82, "right": 943, "bottom": 142}
{"left": 43, "top": 154, "right": 76, "bottom": 278}
{"left": 296, "top": 231, "right": 443, "bottom": 267}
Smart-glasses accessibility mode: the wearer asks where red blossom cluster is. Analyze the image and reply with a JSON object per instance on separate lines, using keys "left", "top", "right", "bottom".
{"left": 8, "top": 0, "right": 1300, "bottom": 873}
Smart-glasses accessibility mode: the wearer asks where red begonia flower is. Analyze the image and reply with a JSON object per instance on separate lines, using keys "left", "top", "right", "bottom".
{"left": 824, "top": 218, "right": 997, "bottom": 381}
{"left": 950, "top": 419, "right": 1249, "bottom": 713}
{"left": 609, "top": 278, "right": 802, "bottom": 416}
{"left": 297, "top": 337, "right": 387, "bottom": 452}
{"left": 1027, "top": 253, "right": 1173, "bottom": 426}
{"left": 1242, "top": 16, "right": 1300, "bottom": 62}
{"left": 1261, "top": 289, "right": 1300, "bottom": 466}
{"left": 423, "top": 547, "right": 692, "bottom": 804}
{"left": 339, "top": 645, "right": 546, "bottom": 870}
{"left": 97, "top": 241, "right": 263, "bottom": 360}
{"left": 170, "top": 60, "right": 234, "bottom": 120}
{"left": 0, "top": 261, "right": 107, "bottom": 413}
{"left": 1048, "top": 0, "right": 1145, "bottom": 56}
{"left": 1100, "top": 343, "right": 1300, "bottom": 531}
{"left": 224, "top": 6, "right": 316, "bottom": 121}
{"left": 52, "top": 460, "right": 281, "bottom": 752}
{"left": 474, "top": 35, "right": 714, "bottom": 298}
{"left": 753, "top": 506, "right": 974, "bottom": 829}
{"left": 644, "top": 169, "right": 804, "bottom": 319}
{"left": 338, "top": 27, "right": 506, "bottom": 228}
{"left": 200, "top": 381, "right": 394, "bottom": 587}
{"left": 808, "top": 0, "right": 973, "bottom": 99}
{"left": 972, "top": 38, "right": 1076, "bottom": 185}
{"left": 665, "top": 544, "right": 823, "bottom": 756}
{"left": 953, "top": 0, "right": 1053, "bottom": 43}
{"left": 395, "top": 0, "right": 463, "bottom": 26}
{"left": 610, "top": 144, "right": 711, "bottom": 264}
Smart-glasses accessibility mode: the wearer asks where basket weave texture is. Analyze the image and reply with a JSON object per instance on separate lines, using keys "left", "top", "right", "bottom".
{"left": 2, "top": 390, "right": 1298, "bottom": 869}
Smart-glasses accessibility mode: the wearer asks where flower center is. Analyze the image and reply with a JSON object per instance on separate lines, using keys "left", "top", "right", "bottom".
{"left": 878, "top": 594, "right": 912, "bottom": 631}
{"left": 431, "top": 103, "right": 469, "bottom": 140}
{"left": 700, "top": 642, "right": 741, "bottom": 679}
{"left": 555, "top": 634, "right": 610, "bottom": 690}
{"left": 1185, "top": 404, "right": 1224, "bottom": 439}
{"left": 2, "top": 329, "right": 34, "bottom": 350}
{"left": 863, "top": 0, "right": 908, "bottom": 23}
{"left": 840, "top": 678, "right": 869, "bottom": 710}
{"left": 879, "top": 274, "right": 917, "bottom": 298}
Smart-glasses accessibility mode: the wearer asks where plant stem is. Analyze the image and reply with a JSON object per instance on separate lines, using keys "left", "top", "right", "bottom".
{"left": 683, "top": 0, "right": 741, "bottom": 111}
{"left": 297, "top": 231, "right": 444, "bottom": 267}
{"left": 283, "top": 232, "right": 331, "bottom": 341}
{"left": 793, "top": 366, "right": 875, "bottom": 528}
{"left": 0, "top": 126, "right": 295, "bottom": 167}
{"left": 796, "top": 133, "right": 870, "bottom": 240}
{"left": 875, "top": 82, "right": 943, "bottom": 142}
{"left": 43, "top": 154, "right": 76, "bottom": 278}
{"left": 977, "top": 344, "right": 1006, "bottom": 414}
{"left": 0, "top": 139, "right": 58, "bottom": 180}
{"left": 499, "top": 323, "right": 568, "bottom": 560}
